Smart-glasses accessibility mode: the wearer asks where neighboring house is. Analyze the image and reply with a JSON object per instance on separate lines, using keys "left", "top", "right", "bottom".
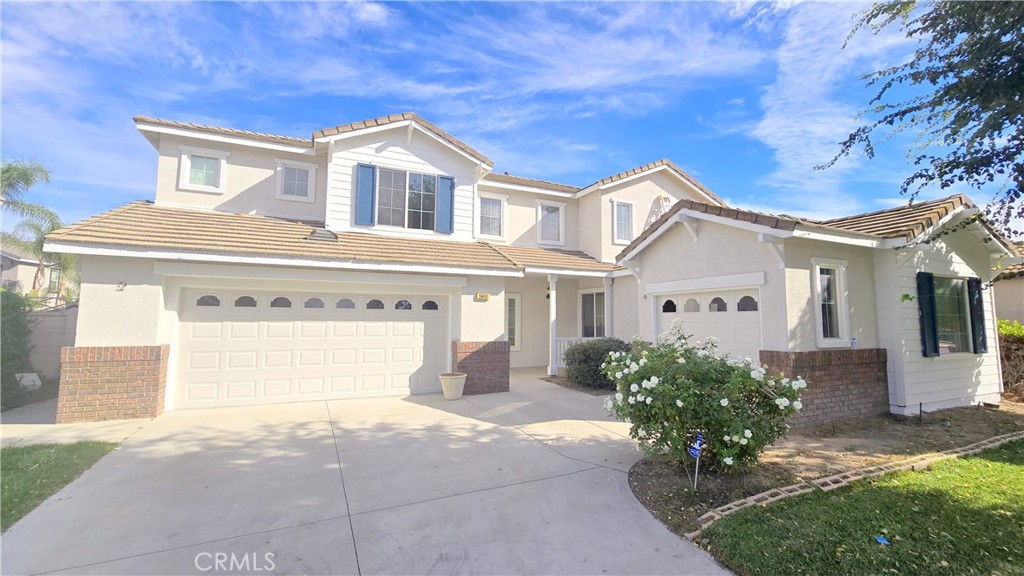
{"left": 44, "top": 112, "right": 1019, "bottom": 425}
{"left": 616, "top": 196, "right": 1018, "bottom": 422}
{"left": 1, "top": 244, "right": 61, "bottom": 299}
{"left": 44, "top": 113, "right": 722, "bottom": 423}
{"left": 993, "top": 246, "right": 1024, "bottom": 324}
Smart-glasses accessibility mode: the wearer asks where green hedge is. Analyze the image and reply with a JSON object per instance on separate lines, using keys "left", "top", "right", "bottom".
{"left": 998, "top": 320, "right": 1024, "bottom": 396}
{"left": 1, "top": 289, "right": 34, "bottom": 410}
{"left": 564, "top": 338, "right": 629, "bottom": 389}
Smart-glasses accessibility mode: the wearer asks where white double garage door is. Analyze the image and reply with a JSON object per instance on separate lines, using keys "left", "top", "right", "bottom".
{"left": 657, "top": 288, "right": 762, "bottom": 361}
{"left": 176, "top": 289, "right": 447, "bottom": 409}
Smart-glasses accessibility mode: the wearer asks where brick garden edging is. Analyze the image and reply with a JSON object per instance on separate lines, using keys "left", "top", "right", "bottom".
{"left": 685, "top": 429, "right": 1024, "bottom": 540}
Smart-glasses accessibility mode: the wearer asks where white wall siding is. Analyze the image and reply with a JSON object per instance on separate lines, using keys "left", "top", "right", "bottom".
{"left": 325, "top": 130, "right": 480, "bottom": 241}
{"left": 887, "top": 233, "right": 1003, "bottom": 415}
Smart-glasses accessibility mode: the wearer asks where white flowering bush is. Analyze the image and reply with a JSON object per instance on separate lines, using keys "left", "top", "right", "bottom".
{"left": 601, "top": 320, "right": 806, "bottom": 471}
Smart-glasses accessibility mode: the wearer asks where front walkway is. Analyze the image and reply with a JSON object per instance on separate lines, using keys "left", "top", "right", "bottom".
{"left": 2, "top": 369, "right": 728, "bottom": 575}
{"left": 0, "top": 399, "right": 151, "bottom": 448}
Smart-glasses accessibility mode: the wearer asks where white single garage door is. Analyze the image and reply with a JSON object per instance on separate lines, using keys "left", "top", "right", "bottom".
{"left": 658, "top": 289, "right": 762, "bottom": 360}
{"left": 176, "top": 289, "right": 447, "bottom": 409}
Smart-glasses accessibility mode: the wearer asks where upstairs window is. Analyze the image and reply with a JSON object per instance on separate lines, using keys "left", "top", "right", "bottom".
{"left": 179, "top": 146, "right": 229, "bottom": 194}
{"left": 356, "top": 165, "right": 454, "bottom": 233}
{"left": 479, "top": 194, "right": 505, "bottom": 238}
{"left": 276, "top": 160, "right": 317, "bottom": 203}
{"left": 537, "top": 200, "right": 565, "bottom": 245}
{"left": 613, "top": 200, "right": 634, "bottom": 244}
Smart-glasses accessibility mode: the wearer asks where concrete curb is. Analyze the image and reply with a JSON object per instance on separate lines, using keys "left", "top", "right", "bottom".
{"left": 685, "top": 429, "right": 1024, "bottom": 540}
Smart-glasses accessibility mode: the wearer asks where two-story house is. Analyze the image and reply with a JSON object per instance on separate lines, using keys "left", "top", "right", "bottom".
{"left": 46, "top": 112, "right": 1017, "bottom": 425}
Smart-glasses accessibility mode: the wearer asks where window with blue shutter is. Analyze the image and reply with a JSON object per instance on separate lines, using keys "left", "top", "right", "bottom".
{"left": 436, "top": 176, "right": 455, "bottom": 234}
{"left": 967, "top": 277, "right": 987, "bottom": 353}
{"left": 916, "top": 272, "right": 940, "bottom": 357}
{"left": 355, "top": 164, "right": 376, "bottom": 226}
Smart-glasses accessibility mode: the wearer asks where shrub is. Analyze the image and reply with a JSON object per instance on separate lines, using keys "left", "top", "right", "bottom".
{"left": 998, "top": 320, "right": 1024, "bottom": 396}
{"left": 602, "top": 320, "right": 804, "bottom": 471}
{"left": 1, "top": 289, "right": 34, "bottom": 410}
{"left": 564, "top": 338, "right": 629, "bottom": 389}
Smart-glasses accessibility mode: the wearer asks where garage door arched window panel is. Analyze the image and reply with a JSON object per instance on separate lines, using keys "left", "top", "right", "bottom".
{"left": 662, "top": 299, "right": 677, "bottom": 313}
{"left": 812, "top": 258, "right": 850, "bottom": 348}
{"left": 270, "top": 297, "right": 292, "bottom": 309}
{"left": 395, "top": 299, "right": 412, "bottom": 310}
{"left": 304, "top": 298, "right": 325, "bottom": 309}
{"left": 709, "top": 297, "right": 727, "bottom": 312}
{"left": 737, "top": 296, "right": 758, "bottom": 312}
{"left": 234, "top": 296, "right": 257, "bottom": 308}
{"left": 367, "top": 299, "right": 384, "bottom": 310}
{"left": 336, "top": 298, "right": 355, "bottom": 309}
{"left": 196, "top": 295, "right": 220, "bottom": 307}
{"left": 422, "top": 300, "right": 439, "bottom": 311}
{"left": 683, "top": 298, "right": 700, "bottom": 313}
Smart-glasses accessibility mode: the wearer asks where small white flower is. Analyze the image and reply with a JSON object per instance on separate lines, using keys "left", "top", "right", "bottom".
{"left": 646, "top": 396, "right": 653, "bottom": 405}
{"left": 650, "top": 376, "right": 660, "bottom": 386}
{"left": 723, "top": 457, "right": 734, "bottom": 466}
{"left": 600, "top": 363, "right": 606, "bottom": 369}
{"left": 676, "top": 399, "right": 684, "bottom": 408}
{"left": 616, "top": 372, "right": 623, "bottom": 379}
{"left": 630, "top": 383, "right": 639, "bottom": 393}
{"left": 677, "top": 357, "right": 687, "bottom": 364}
{"left": 697, "top": 350, "right": 710, "bottom": 357}
{"left": 732, "top": 435, "right": 740, "bottom": 443}
{"left": 628, "top": 396, "right": 636, "bottom": 404}
{"left": 793, "top": 400, "right": 803, "bottom": 410}
{"left": 740, "top": 438, "right": 748, "bottom": 445}
{"left": 723, "top": 435, "right": 732, "bottom": 442}
{"left": 639, "top": 358, "right": 647, "bottom": 367}
{"left": 743, "top": 429, "right": 752, "bottom": 438}
{"left": 604, "top": 399, "right": 614, "bottom": 411}
{"left": 750, "top": 369, "right": 765, "bottom": 381}
{"left": 637, "top": 428, "right": 647, "bottom": 438}
{"left": 720, "top": 398, "right": 729, "bottom": 407}
{"left": 615, "top": 392, "right": 623, "bottom": 402}
{"left": 629, "top": 362, "right": 639, "bottom": 371}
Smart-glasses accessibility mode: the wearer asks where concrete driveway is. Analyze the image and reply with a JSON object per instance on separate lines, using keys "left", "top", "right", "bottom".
{"left": 1, "top": 370, "right": 728, "bottom": 575}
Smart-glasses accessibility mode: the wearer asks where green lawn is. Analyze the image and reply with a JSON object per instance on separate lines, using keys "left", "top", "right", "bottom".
{"left": 1, "top": 442, "right": 117, "bottom": 532}
{"left": 703, "top": 440, "right": 1024, "bottom": 576}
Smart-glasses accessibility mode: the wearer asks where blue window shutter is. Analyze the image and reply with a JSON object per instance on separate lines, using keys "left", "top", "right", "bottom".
{"left": 355, "top": 164, "right": 376, "bottom": 226}
{"left": 967, "top": 277, "right": 987, "bottom": 354}
{"left": 436, "top": 176, "right": 455, "bottom": 234}
{"left": 916, "top": 272, "right": 940, "bottom": 357}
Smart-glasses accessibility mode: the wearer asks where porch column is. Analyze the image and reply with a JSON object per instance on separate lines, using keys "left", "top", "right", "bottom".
{"left": 548, "top": 274, "right": 558, "bottom": 376}
{"left": 603, "top": 277, "right": 613, "bottom": 338}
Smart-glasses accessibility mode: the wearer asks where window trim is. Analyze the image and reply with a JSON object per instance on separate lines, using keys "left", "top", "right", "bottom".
{"left": 275, "top": 159, "right": 317, "bottom": 203}
{"left": 178, "top": 145, "right": 229, "bottom": 194}
{"left": 375, "top": 166, "right": 441, "bottom": 232}
{"left": 811, "top": 257, "right": 850, "bottom": 348}
{"left": 537, "top": 200, "right": 566, "bottom": 246}
{"left": 506, "top": 293, "right": 522, "bottom": 351}
{"left": 931, "top": 275, "right": 975, "bottom": 356}
{"left": 578, "top": 288, "right": 606, "bottom": 338}
{"left": 478, "top": 191, "right": 508, "bottom": 240}
{"left": 612, "top": 199, "right": 634, "bottom": 245}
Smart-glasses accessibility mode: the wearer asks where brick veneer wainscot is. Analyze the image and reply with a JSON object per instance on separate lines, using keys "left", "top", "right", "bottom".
{"left": 760, "top": 348, "right": 889, "bottom": 427}
{"left": 451, "top": 341, "right": 510, "bottom": 394}
{"left": 56, "top": 345, "right": 170, "bottom": 424}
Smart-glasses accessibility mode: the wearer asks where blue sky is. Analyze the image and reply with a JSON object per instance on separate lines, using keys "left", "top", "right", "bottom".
{"left": 2, "top": 1, "right": 990, "bottom": 230}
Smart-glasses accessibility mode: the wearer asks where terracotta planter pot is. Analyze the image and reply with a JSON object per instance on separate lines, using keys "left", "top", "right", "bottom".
{"left": 439, "top": 372, "right": 467, "bottom": 400}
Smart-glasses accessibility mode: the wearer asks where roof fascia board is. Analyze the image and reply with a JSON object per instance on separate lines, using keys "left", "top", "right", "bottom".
{"left": 618, "top": 210, "right": 796, "bottom": 264}
{"left": 136, "top": 123, "right": 314, "bottom": 155}
{"left": 610, "top": 268, "right": 635, "bottom": 278}
{"left": 522, "top": 266, "right": 613, "bottom": 278}
{"left": 478, "top": 180, "right": 576, "bottom": 198}
{"left": 152, "top": 261, "right": 469, "bottom": 288}
{"left": 575, "top": 165, "right": 720, "bottom": 205}
{"left": 883, "top": 205, "right": 1013, "bottom": 255}
{"left": 314, "top": 120, "right": 489, "bottom": 168}
{"left": 790, "top": 228, "right": 883, "bottom": 248}
{"left": 44, "top": 241, "right": 523, "bottom": 278}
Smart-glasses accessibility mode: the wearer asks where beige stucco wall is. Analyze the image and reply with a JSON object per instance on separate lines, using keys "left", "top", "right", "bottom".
{"left": 457, "top": 276, "right": 506, "bottom": 343}
{"left": 153, "top": 135, "right": 327, "bottom": 222}
{"left": 994, "top": 276, "right": 1024, "bottom": 323}
{"left": 783, "top": 238, "right": 880, "bottom": 350}
{"left": 75, "top": 256, "right": 169, "bottom": 347}
{"left": 505, "top": 276, "right": 548, "bottom": 367}
{"left": 611, "top": 274, "right": 639, "bottom": 340}
{"left": 630, "top": 222, "right": 789, "bottom": 349}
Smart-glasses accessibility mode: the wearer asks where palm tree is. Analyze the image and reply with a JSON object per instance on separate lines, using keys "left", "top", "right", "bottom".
{"left": 2, "top": 219, "right": 63, "bottom": 298}
{"left": 1, "top": 159, "right": 59, "bottom": 226}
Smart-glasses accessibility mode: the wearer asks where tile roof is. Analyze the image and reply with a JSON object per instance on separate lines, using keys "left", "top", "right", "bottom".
{"left": 819, "top": 195, "right": 973, "bottom": 241}
{"left": 484, "top": 244, "right": 619, "bottom": 273}
{"left": 996, "top": 244, "right": 1024, "bottom": 280}
{"left": 581, "top": 159, "right": 727, "bottom": 206}
{"left": 481, "top": 172, "right": 579, "bottom": 194}
{"left": 134, "top": 116, "right": 312, "bottom": 148}
{"left": 313, "top": 112, "right": 494, "bottom": 167}
{"left": 46, "top": 203, "right": 617, "bottom": 275}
